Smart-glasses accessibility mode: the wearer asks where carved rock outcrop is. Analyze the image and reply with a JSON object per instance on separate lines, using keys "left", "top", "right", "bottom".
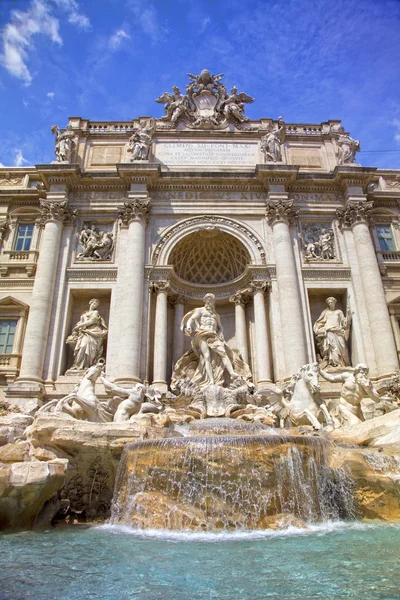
{"left": 0, "top": 459, "right": 68, "bottom": 529}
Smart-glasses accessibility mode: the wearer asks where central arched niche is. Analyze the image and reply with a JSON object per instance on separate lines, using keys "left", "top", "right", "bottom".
{"left": 168, "top": 228, "right": 251, "bottom": 285}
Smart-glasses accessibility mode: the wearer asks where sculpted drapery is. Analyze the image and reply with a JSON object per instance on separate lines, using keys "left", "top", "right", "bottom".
{"left": 179, "top": 293, "right": 249, "bottom": 388}
{"left": 313, "top": 297, "right": 351, "bottom": 369}
{"left": 67, "top": 299, "right": 108, "bottom": 371}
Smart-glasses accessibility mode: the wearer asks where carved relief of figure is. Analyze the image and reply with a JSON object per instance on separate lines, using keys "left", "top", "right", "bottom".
{"left": 66, "top": 299, "right": 108, "bottom": 371}
{"left": 320, "top": 364, "right": 392, "bottom": 426}
{"left": 299, "top": 225, "right": 335, "bottom": 261}
{"left": 261, "top": 118, "right": 286, "bottom": 162}
{"left": 51, "top": 124, "right": 74, "bottom": 162}
{"left": 38, "top": 359, "right": 114, "bottom": 422}
{"left": 181, "top": 293, "right": 240, "bottom": 387}
{"left": 127, "top": 120, "right": 154, "bottom": 161}
{"left": 219, "top": 86, "right": 254, "bottom": 123}
{"left": 100, "top": 377, "right": 162, "bottom": 422}
{"left": 313, "top": 297, "right": 351, "bottom": 369}
{"left": 155, "top": 86, "right": 189, "bottom": 125}
{"left": 318, "top": 228, "right": 335, "bottom": 260}
{"left": 337, "top": 132, "right": 360, "bottom": 165}
{"left": 77, "top": 224, "right": 114, "bottom": 261}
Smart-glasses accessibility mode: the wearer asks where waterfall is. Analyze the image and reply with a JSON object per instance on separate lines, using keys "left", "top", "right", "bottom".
{"left": 110, "top": 420, "right": 354, "bottom": 531}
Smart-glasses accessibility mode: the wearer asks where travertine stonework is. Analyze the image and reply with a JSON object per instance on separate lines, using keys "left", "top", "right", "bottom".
{"left": 0, "top": 69, "right": 400, "bottom": 412}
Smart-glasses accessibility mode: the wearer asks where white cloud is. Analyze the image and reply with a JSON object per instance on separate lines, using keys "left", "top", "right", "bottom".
{"left": 200, "top": 17, "right": 211, "bottom": 33}
{"left": 14, "top": 149, "right": 30, "bottom": 167}
{"left": 53, "top": 0, "right": 91, "bottom": 30}
{"left": 0, "top": 0, "right": 90, "bottom": 85}
{"left": 128, "top": 0, "right": 167, "bottom": 43}
{"left": 109, "top": 29, "right": 131, "bottom": 50}
{"left": 47, "top": 91, "right": 55, "bottom": 99}
{"left": 1, "top": 0, "right": 62, "bottom": 85}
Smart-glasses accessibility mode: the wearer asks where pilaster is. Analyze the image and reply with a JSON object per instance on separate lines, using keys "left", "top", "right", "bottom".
{"left": 337, "top": 191, "right": 398, "bottom": 376}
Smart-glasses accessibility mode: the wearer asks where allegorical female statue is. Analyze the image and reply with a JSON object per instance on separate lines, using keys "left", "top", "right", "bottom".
{"left": 313, "top": 297, "right": 351, "bottom": 369}
{"left": 66, "top": 299, "right": 108, "bottom": 371}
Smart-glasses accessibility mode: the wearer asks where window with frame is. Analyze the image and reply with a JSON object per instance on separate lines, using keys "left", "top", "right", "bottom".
{"left": 15, "top": 223, "right": 34, "bottom": 251}
{"left": 376, "top": 225, "right": 396, "bottom": 252}
{"left": 0, "top": 320, "right": 17, "bottom": 354}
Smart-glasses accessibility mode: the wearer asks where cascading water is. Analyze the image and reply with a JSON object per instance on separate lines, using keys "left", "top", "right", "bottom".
{"left": 110, "top": 419, "right": 354, "bottom": 531}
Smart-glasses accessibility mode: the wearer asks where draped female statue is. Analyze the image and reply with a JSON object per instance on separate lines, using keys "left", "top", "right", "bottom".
{"left": 313, "top": 297, "right": 351, "bottom": 369}
{"left": 66, "top": 299, "right": 108, "bottom": 371}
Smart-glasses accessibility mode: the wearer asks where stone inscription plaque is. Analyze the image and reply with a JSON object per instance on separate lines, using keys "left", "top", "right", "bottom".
{"left": 155, "top": 141, "right": 259, "bottom": 167}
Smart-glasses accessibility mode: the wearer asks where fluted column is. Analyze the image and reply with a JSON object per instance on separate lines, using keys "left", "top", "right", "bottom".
{"left": 152, "top": 281, "right": 170, "bottom": 391}
{"left": 266, "top": 195, "right": 307, "bottom": 376}
{"left": 171, "top": 295, "right": 187, "bottom": 365}
{"left": 251, "top": 280, "right": 273, "bottom": 386}
{"left": 338, "top": 199, "right": 399, "bottom": 375}
{"left": 17, "top": 196, "right": 72, "bottom": 387}
{"left": 113, "top": 196, "right": 150, "bottom": 383}
{"left": 229, "top": 291, "right": 250, "bottom": 365}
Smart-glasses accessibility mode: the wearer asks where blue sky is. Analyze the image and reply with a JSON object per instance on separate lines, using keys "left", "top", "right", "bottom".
{"left": 1, "top": 0, "right": 400, "bottom": 169}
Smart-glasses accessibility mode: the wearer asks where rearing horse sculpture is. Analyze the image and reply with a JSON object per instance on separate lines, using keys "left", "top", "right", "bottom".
{"left": 258, "top": 363, "right": 333, "bottom": 429}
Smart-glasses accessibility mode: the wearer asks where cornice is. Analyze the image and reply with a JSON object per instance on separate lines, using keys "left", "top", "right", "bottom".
{"left": 66, "top": 267, "right": 117, "bottom": 281}
{"left": 146, "top": 264, "right": 271, "bottom": 301}
{"left": 116, "top": 163, "right": 161, "bottom": 182}
{"left": 0, "top": 279, "right": 35, "bottom": 288}
{"left": 35, "top": 163, "right": 82, "bottom": 189}
{"left": 256, "top": 164, "right": 299, "bottom": 185}
{"left": 301, "top": 267, "right": 352, "bottom": 280}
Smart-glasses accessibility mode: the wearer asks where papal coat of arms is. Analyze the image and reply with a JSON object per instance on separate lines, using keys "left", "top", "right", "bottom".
{"left": 155, "top": 69, "right": 254, "bottom": 130}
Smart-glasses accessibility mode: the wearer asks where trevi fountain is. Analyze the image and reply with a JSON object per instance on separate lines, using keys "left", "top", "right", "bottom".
{"left": 1, "top": 70, "right": 400, "bottom": 598}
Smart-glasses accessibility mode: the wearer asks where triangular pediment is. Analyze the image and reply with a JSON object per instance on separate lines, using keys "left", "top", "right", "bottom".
{"left": 0, "top": 296, "right": 29, "bottom": 310}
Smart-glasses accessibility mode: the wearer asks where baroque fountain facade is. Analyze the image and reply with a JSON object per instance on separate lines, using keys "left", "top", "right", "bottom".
{"left": 1, "top": 69, "right": 400, "bottom": 530}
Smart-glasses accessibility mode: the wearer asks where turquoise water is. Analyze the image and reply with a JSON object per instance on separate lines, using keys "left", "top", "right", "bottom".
{"left": 1, "top": 523, "right": 400, "bottom": 599}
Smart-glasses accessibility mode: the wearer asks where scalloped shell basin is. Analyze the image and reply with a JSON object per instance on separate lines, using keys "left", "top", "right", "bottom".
{"left": 110, "top": 419, "right": 354, "bottom": 531}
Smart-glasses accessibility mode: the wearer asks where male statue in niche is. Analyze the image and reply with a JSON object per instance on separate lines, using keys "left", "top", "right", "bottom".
{"left": 181, "top": 293, "right": 241, "bottom": 387}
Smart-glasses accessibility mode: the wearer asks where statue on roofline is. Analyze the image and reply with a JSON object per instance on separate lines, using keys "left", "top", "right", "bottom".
{"left": 155, "top": 70, "right": 254, "bottom": 130}
{"left": 51, "top": 124, "right": 75, "bottom": 163}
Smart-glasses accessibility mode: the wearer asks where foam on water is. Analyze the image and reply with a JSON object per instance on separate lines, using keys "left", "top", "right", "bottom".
{"left": 100, "top": 520, "right": 389, "bottom": 543}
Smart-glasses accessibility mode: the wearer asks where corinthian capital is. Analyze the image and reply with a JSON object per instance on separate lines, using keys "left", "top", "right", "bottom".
{"left": 118, "top": 198, "right": 150, "bottom": 226}
{"left": 37, "top": 199, "right": 76, "bottom": 227}
{"left": 229, "top": 288, "right": 252, "bottom": 306}
{"left": 265, "top": 199, "right": 298, "bottom": 226}
{"left": 0, "top": 219, "right": 9, "bottom": 243}
{"left": 250, "top": 279, "right": 270, "bottom": 293}
{"left": 336, "top": 200, "right": 373, "bottom": 228}
{"left": 153, "top": 280, "right": 170, "bottom": 294}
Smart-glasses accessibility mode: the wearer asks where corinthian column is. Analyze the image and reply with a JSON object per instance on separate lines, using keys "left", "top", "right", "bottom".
{"left": 112, "top": 196, "right": 150, "bottom": 383}
{"left": 171, "top": 294, "right": 187, "bottom": 366}
{"left": 338, "top": 199, "right": 398, "bottom": 375}
{"left": 266, "top": 195, "right": 307, "bottom": 376}
{"left": 152, "top": 281, "right": 170, "bottom": 392}
{"left": 14, "top": 194, "right": 73, "bottom": 396}
{"left": 229, "top": 291, "right": 250, "bottom": 365}
{"left": 251, "top": 280, "right": 272, "bottom": 386}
